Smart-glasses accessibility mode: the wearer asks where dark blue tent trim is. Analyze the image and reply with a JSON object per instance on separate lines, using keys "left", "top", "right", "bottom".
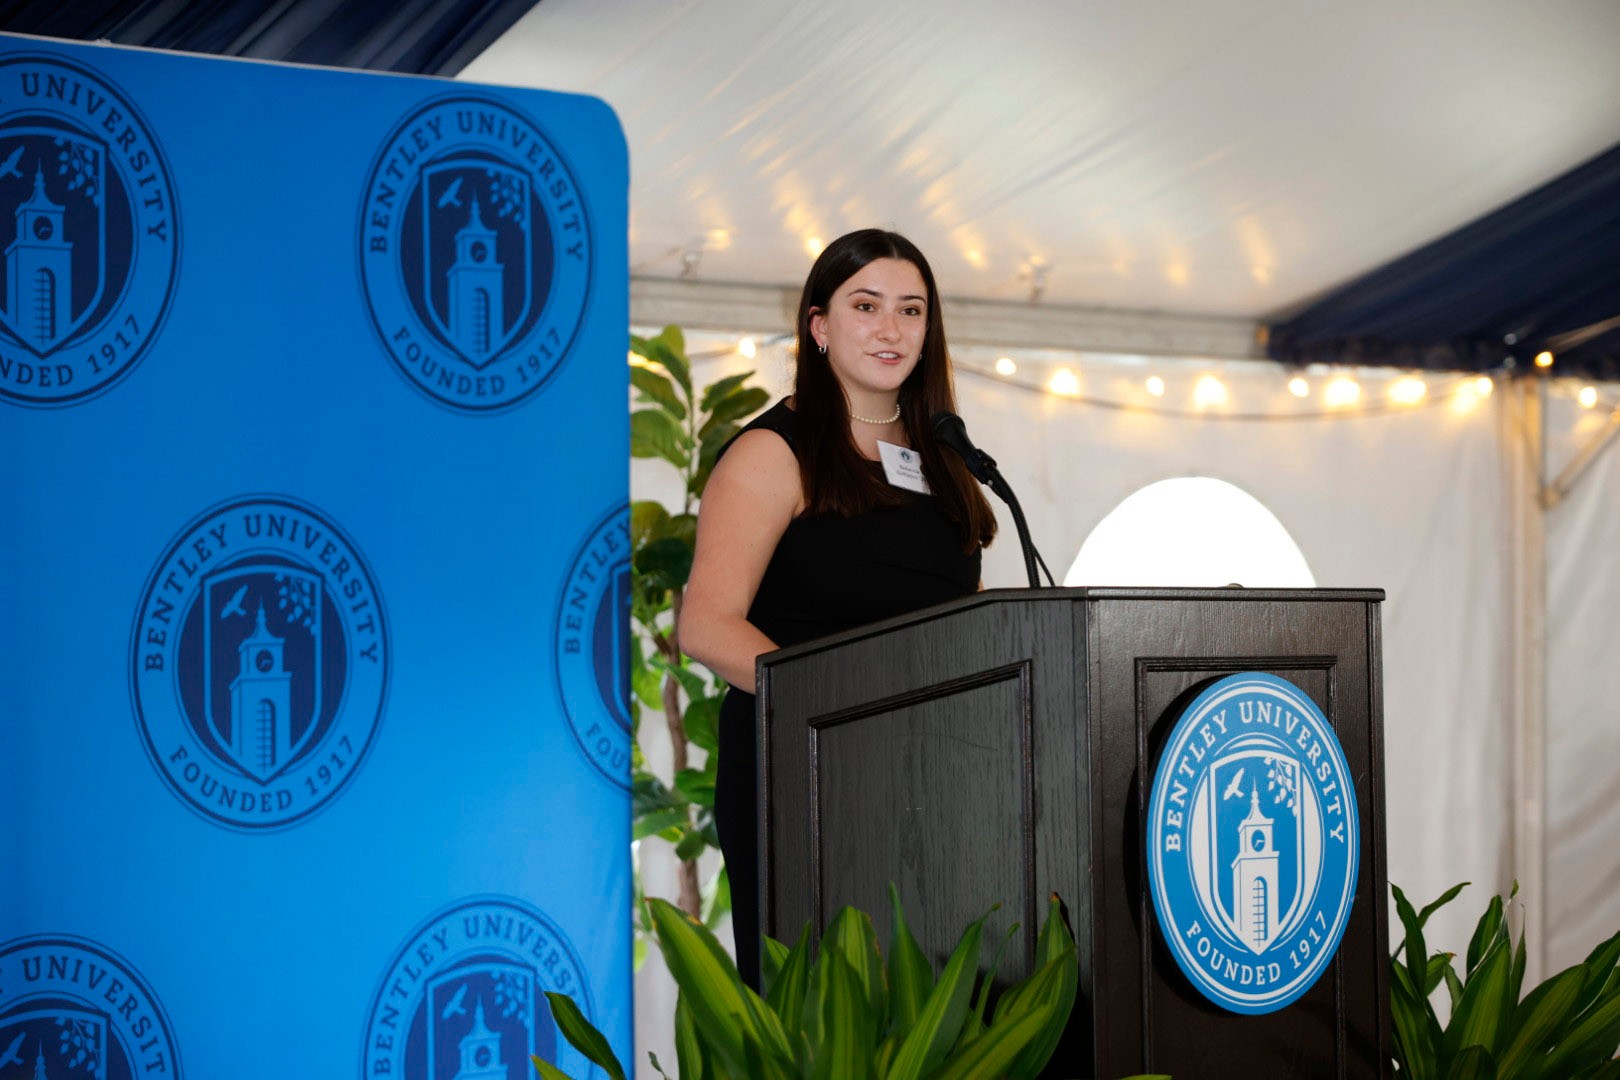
{"left": 0, "top": 0, "right": 541, "bottom": 77}
{"left": 1266, "top": 142, "right": 1620, "bottom": 380}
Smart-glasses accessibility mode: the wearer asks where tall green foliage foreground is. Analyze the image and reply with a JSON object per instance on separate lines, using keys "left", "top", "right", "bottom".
{"left": 1390, "top": 882, "right": 1620, "bottom": 1079}
{"left": 530, "top": 888, "right": 1170, "bottom": 1080}
{"left": 628, "top": 325, "right": 769, "bottom": 950}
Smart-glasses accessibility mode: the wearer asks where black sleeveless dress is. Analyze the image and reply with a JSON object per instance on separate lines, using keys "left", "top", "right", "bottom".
{"left": 712, "top": 399, "right": 981, "bottom": 986}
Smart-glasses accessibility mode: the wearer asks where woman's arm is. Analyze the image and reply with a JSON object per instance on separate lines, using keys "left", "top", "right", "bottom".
{"left": 678, "top": 428, "right": 802, "bottom": 692}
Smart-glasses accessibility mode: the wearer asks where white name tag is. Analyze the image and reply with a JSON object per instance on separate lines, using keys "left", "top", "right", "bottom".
{"left": 877, "top": 440, "right": 931, "bottom": 494}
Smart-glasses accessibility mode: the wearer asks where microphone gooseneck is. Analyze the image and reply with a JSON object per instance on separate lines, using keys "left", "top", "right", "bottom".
{"left": 930, "top": 411, "right": 1051, "bottom": 588}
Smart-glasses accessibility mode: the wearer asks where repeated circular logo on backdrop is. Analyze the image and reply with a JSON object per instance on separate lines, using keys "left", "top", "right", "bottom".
{"left": 555, "top": 505, "right": 631, "bottom": 791}
{"left": 362, "top": 895, "right": 598, "bottom": 1080}
{"left": 358, "top": 94, "right": 593, "bottom": 413}
{"left": 0, "top": 54, "right": 179, "bottom": 408}
{"left": 0, "top": 935, "right": 183, "bottom": 1078}
{"left": 129, "top": 494, "right": 389, "bottom": 831}
{"left": 1146, "top": 672, "right": 1359, "bottom": 1014}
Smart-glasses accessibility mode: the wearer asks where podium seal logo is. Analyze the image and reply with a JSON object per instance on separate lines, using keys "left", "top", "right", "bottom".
{"left": 130, "top": 494, "right": 389, "bottom": 831}
{"left": 0, "top": 934, "right": 183, "bottom": 1079}
{"left": 0, "top": 54, "right": 179, "bottom": 408}
{"left": 359, "top": 94, "right": 592, "bottom": 413}
{"left": 554, "top": 505, "right": 630, "bottom": 791}
{"left": 1146, "top": 672, "right": 1359, "bottom": 1014}
{"left": 362, "top": 895, "right": 598, "bottom": 1080}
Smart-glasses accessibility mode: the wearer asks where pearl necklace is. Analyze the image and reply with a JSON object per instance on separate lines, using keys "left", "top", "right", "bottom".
{"left": 851, "top": 402, "right": 902, "bottom": 424}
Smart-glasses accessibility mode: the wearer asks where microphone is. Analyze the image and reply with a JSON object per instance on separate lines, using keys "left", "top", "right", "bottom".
{"left": 930, "top": 411, "right": 997, "bottom": 483}
{"left": 930, "top": 411, "right": 1051, "bottom": 588}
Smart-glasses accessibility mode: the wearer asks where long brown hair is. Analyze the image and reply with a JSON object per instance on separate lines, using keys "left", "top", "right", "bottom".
{"left": 792, "top": 229, "right": 997, "bottom": 552}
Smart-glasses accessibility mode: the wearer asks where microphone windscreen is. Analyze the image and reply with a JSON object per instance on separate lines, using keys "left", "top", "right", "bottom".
{"left": 930, "top": 411, "right": 991, "bottom": 482}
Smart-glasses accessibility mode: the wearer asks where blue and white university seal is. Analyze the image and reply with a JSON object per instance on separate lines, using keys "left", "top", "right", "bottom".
{"left": 362, "top": 896, "right": 599, "bottom": 1080}
{"left": 0, "top": 54, "right": 178, "bottom": 408}
{"left": 129, "top": 494, "right": 389, "bottom": 831}
{"left": 1146, "top": 672, "right": 1359, "bottom": 1014}
{"left": 0, "top": 934, "right": 182, "bottom": 1079}
{"left": 554, "top": 505, "right": 630, "bottom": 791}
{"left": 358, "top": 94, "right": 592, "bottom": 413}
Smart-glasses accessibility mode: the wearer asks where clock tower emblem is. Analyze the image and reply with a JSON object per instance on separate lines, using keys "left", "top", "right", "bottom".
{"left": 453, "top": 997, "right": 506, "bottom": 1080}
{"left": 4, "top": 166, "right": 72, "bottom": 351}
{"left": 1231, "top": 784, "right": 1280, "bottom": 950}
{"left": 229, "top": 602, "right": 293, "bottom": 777}
{"left": 448, "top": 195, "right": 505, "bottom": 361}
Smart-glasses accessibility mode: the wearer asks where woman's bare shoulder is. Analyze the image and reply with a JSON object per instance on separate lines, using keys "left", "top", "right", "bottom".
{"left": 715, "top": 427, "right": 797, "bottom": 479}
{"left": 707, "top": 427, "right": 801, "bottom": 514}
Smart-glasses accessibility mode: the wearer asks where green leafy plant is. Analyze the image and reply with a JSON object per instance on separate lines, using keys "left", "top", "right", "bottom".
{"left": 1390, "top": 881, "right": 1620, "bottom": 1079}
{"left": 532, "top": 887, "right": 1168, "bottom": 1080}
{"left": 628, "top": 326, "right": 770, "bottom": 957}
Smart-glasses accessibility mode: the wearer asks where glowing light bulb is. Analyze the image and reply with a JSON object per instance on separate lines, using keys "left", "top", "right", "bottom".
{"left": 1288, "top": 377, "right": 1310, "bottom": 398}
{"left": 1389, "top": 376, "right": 1427, "bottom": 405}
{"left": 994, "top": 357, "right": 1017, "bottom": 376}
{"left": 1534, "top": 351, "right": 1554, "bottom": 369}
{"left": 1324, "top": 377, "right": 1361, "bottom": 408}
{"left": 738, "top": 337, "right": 757, "bottom": 359}
{"left": 1193, "top": 375, "right": 1228, "bottom": 409}
{"left": 1579, "top": 386, "right": 1598, "bottom": 409}
{"left": 1475, "top": 376, "right": 1494, "bottom": 398}
{"left": 1146, "top": 375, "right": 1165, "bottom": 398}
{"left": 1048, "top": 368, "right": 1081, "bottom": 397}
{"left": 804, "top": 236, "right": 824, "bottom": 258}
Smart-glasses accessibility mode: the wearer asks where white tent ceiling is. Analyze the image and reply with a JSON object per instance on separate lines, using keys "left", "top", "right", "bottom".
{"left": 463, "top": 0, "right": 1620, "bottom": 321}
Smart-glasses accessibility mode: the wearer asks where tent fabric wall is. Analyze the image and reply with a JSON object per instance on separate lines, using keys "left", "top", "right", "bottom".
{"left": 1546, "top": 407, "right": 1620, "bottom": 972}
{"left": 633, "top": 341, "right": 1571, "bottom": 1077}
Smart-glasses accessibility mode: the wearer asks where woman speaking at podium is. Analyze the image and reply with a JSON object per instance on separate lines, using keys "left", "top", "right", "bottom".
{"left": 680, "top": 228, "right": 997, "bottom": 986}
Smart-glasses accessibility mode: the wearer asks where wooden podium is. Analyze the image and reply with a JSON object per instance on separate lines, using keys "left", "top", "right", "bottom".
{"left": 756, "top": 587, "right": 1391, "bottom": 1079}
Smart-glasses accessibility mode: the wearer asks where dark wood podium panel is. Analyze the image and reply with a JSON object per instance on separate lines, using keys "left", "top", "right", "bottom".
{"left": 759, "top": 587, "right": 1391, "bottom": 1080}
{"left": 761, "top": 599, "right": 1082, "bottom": 976}
{"left": 814, "top": 673, "right": 1034, "bottom": 969}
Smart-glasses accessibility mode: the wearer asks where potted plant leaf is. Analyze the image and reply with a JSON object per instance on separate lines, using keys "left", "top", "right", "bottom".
{"left": 1389, "top": 881, "right": 1620, "bottom": 1079}
{"left": 532, "top": 885, "right": 1169, "bottom": 1080}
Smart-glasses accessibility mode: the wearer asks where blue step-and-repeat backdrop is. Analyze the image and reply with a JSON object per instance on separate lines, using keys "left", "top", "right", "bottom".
{"left": 0, "top": 34, "right": 630, "bottom": 1080}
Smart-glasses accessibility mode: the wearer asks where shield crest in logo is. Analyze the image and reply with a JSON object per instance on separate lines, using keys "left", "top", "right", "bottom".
{"left": 425, "top": 961, "right": 548, "bottom": 1080}
{"left": 0, "top": 126, "right": 108, "bottom": 355}
{"left": 0, "top": 1007, "right": 111, "bottom": 1080}
{"left": 1187, "top": 735, "right": 1323, "bottom": 956}
{"left": 202, "top": 563, "right": 323, "bottom": 782}
{"left": 420, "top": 157, "right": 532, "bottom": 368}
{"left": 593, "top": 562, "right": 632, "bottom": 732}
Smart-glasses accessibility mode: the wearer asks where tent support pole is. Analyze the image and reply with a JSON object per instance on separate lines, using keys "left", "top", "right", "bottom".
{"left": 1505, "top": 376, "right": 1548, "bottom": 984}
{"left": 1544, "top": 406, "right": 1620, "bottom": 509}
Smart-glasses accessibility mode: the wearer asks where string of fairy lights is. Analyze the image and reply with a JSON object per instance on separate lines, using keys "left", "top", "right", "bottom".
{"left": 658, "top": 334, "right": 1618, "bottom": 423}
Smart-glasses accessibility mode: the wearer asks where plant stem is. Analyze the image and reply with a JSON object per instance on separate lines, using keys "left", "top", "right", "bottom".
{"left": 656, "top": 592, "right": 702, "bottom": 919}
